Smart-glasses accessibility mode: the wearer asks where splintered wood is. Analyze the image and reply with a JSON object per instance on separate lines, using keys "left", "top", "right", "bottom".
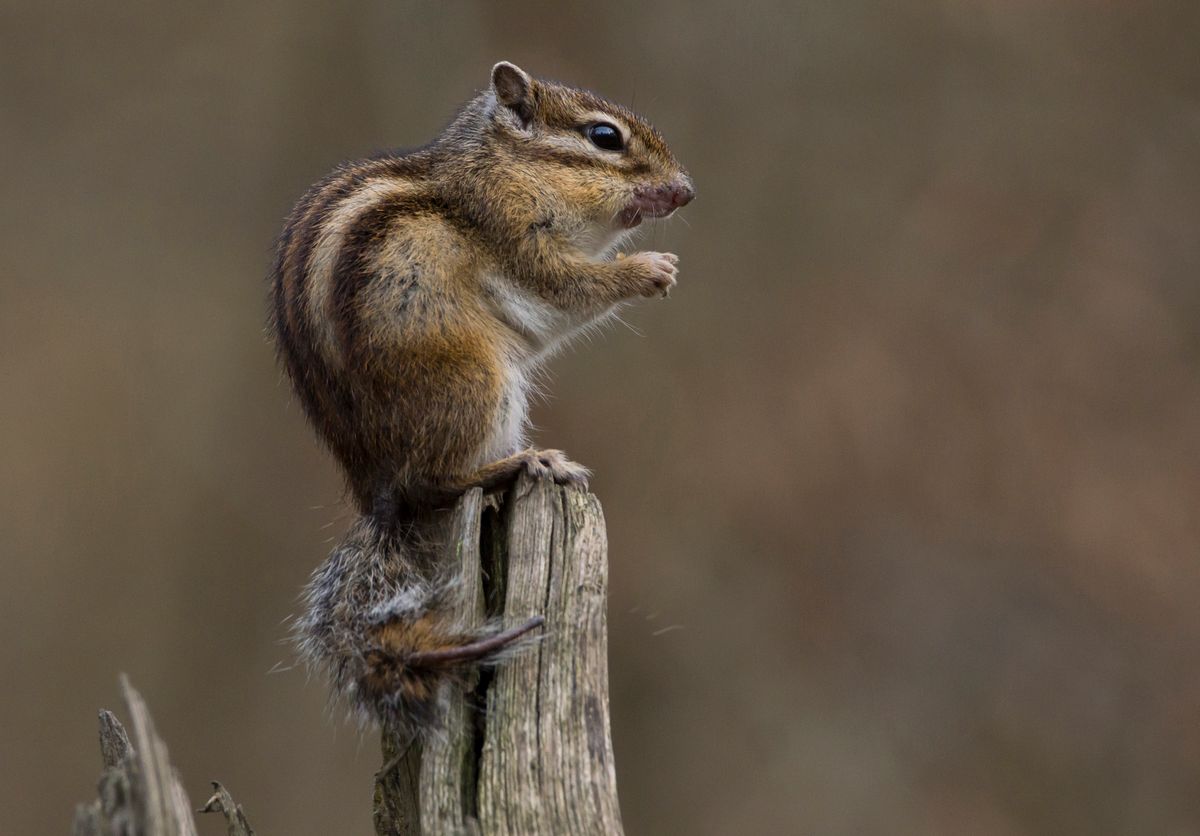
{"left": 72, "top": 677, "right": 253, "bottom": 836}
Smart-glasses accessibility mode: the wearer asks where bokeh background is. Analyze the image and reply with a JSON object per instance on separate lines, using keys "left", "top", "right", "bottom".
{"left": 5, "top": 1, "right": 1200, "bottom": 833}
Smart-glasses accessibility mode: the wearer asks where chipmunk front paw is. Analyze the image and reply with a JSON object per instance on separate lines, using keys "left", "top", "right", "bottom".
{"left": 622, "top": 251, "right": 679, "bottom": 299}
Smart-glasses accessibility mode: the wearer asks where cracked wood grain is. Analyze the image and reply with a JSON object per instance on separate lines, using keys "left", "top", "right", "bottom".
{"left": 376, "top": 476, "right": 623, "bottom": 835}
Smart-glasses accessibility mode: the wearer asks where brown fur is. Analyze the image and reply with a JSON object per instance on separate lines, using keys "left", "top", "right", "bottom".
{"left": 276, "top": 62, "right": 693, "bottom": 729}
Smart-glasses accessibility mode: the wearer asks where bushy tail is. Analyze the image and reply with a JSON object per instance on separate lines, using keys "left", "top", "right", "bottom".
{"left": 294, "top": 516, "right": 541, "bottom": 731}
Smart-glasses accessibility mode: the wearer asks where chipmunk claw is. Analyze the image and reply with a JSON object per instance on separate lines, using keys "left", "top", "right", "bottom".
{"left": 518, "top": 448, "right": 591, "bottom": 488}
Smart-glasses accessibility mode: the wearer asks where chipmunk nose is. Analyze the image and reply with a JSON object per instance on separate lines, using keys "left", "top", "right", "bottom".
{"left": 627, "top": 180, "right": 695, "bottom": 223}
{"left": 666, "top": 179, "right": 695, "bottom": 208}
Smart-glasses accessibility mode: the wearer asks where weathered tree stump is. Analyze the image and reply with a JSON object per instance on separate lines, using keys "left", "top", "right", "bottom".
{"left": 374, "top": 475, "right": 624, "bottom": 835}
{"left": 72, "top": 676, "right": 253, "bottom": 836}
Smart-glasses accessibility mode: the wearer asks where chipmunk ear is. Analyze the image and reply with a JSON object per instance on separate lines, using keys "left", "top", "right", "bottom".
{"left": 491, "top": 61, "right": 535, "bottom": 126}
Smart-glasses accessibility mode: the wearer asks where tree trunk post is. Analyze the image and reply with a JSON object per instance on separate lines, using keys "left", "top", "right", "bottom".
{"left": 374, "top": 475, "right": 624, "bottom": 835}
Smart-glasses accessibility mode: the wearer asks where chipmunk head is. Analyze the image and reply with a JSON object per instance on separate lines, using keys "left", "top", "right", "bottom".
{"left": 487, "top": 61, "right": 694, "bottom": 244}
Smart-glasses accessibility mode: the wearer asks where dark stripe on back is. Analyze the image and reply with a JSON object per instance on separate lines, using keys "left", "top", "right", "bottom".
{"left": 270, "top": 157, "right": 412, "bottom": 464}
{"left": 328, "top": 194, "right": 432, "bottom": 363}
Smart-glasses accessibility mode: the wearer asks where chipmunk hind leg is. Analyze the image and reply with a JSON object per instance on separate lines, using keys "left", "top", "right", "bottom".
{"left": 412, "top": 449, "right": 591, "bottom": 505}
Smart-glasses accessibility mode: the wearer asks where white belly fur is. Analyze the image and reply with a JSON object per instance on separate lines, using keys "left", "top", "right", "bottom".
{"left": 485, "top": 273, "right": 621, "bottom": 357}
{"left": 481, "top": 362, "right": 531, "bottom": 462}
{"left": 479, "top": 273, "right": 622, "bottom": 463}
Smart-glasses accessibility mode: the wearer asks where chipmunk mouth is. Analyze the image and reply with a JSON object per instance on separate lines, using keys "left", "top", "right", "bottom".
{"left": 619, "top": 181, "right": 695, "bottom": 228}
{"left": 619, "top": 205, "right": 675, "bottom": 228}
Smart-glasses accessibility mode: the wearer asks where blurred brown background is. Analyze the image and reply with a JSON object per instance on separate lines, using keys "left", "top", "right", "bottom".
{"left": 4, "top": 1, "right": 1200, "bottom": 833}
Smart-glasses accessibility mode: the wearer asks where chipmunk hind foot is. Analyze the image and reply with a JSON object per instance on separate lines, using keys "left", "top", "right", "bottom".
{"left": 358, "top": 614, "right": 545, "bottom": 728}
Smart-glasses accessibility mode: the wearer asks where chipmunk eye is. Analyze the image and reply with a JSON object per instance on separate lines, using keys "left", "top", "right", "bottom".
{"left": 586, "top": 123, "right": 624, "bottom": 152}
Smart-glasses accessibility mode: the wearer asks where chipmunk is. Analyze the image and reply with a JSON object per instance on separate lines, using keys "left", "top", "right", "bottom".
{"left": 270, "top": 61, "right": 693, "bottom": 729}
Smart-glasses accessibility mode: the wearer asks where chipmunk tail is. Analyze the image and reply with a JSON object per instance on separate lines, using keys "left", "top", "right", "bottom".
{"left": 294, "top": 516, "right": 543, "bottom": 732}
